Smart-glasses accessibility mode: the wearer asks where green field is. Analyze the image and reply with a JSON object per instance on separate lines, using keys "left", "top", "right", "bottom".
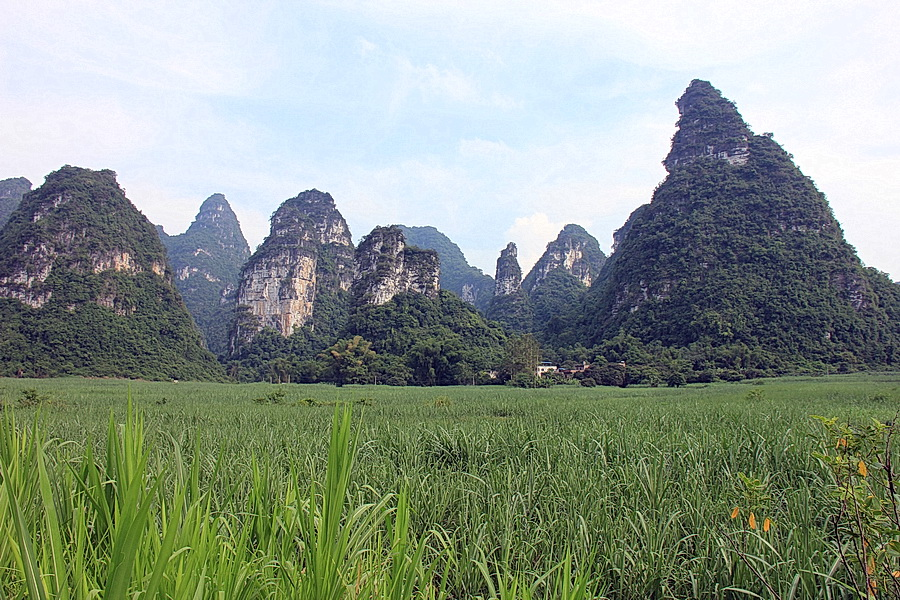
{"left": 1, "top": 375, "right": 899, "bottom": 599}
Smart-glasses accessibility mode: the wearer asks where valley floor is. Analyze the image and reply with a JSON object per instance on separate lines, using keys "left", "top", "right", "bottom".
{"left": 1, "top": 374, "right": 898, "bottom": 598}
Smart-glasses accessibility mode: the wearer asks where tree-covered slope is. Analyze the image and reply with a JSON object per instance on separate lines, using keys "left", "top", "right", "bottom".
{"left": 345, "top": 291, "right": 507, "bottom": 385}
{"left": 158, "top": 194, "right": 250, "bottom": 355}
{"left": 0, "top": 177, "right": 31, "bottom": 230}
{"left": 579, "top": 80, "right": 900, "bottom": 370}
{"left": 395, "top": 225, "right": 495, "bottom": 310}
{"left": 0, "top": 166, "right": 223, "bottom": 380}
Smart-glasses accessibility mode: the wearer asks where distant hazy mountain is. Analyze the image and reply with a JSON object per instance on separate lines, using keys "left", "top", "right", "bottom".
{"left": 0, "top": 177, "right": 31, "bottom": 229}
{"left": 158, "top": 193, "right": 250, "bottom": 355}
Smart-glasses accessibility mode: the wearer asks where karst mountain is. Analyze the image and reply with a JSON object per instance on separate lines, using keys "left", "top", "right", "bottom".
{"left": 574, "top": 79, "right": 900, "bottom": 372}
{"left": 4, "top": 80, "right": 898, "bottom": 382}
{"left": 0, "top": 166, "right": 223, "bottom": 379}
{"left": 158, "top": 193, "right": 250, "bottom": 356}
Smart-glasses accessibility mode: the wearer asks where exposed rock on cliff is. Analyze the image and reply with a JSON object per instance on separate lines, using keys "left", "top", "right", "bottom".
{"left": 493, "top": 242, "right": 522, "bottom": 296}
{"left": 663, "top": 79, "right": 751, "bottom": 172}
{"left": 353, "top": 226, "right": 440, "bottom": 306}
{"left": 485, "top": 242, "right": 532, "bottom": 333}
{"left": 159, "top": 193, "right": 250, "bottom": 355}
{"left": 395, "top": 224, "right": 494, "bottom": 310}
{"left": 522, "top": 224, "right": 606, "bottom": 292}
{"left": 0, "top": 177, "right": 31, "bottom": 230}
{"left": 232, "top": 189, "right": 354, "bottom": 346}
{"left": 0, "top": 165, "right": 222, "bottom": 380}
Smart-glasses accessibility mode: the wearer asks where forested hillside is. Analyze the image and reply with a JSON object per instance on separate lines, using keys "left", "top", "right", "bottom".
{"left": 573, "top": 80, "right": 900, "bottom": 375}
{"left": 0, "top": 166, "right": 223, "bottom": 380}
{"left": 158, "top": 194, "right": 250, "bottom": 355}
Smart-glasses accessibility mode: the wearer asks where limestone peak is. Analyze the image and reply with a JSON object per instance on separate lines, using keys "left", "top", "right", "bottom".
{"left": 269, "top": 189, "right": 352, "bottom": 247}
{"left": 494, "top": 242, "right": 522, "bottom": 297}
{"left": 522, "top": 224, "right": 606, "bottom": 292}
{"left": 663, "top": 79, "right": 752, "bottom": 173}
{"left": 352, "top": 225, "right": 440, "bottom": 306}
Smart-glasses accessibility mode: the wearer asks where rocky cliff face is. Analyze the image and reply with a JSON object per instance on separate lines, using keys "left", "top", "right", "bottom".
{"left": 494, "top": 242, "right": 522, "bottom": 296}
{"left": 485, "top": 242, "right": 533, "bottom": 333}
{"left": 159, "top": 193, "right": 251, "bottom": 355}
{"left": 662, "top": 79, "right": 751, "bottom": 172}
{"left": 0, "top": 165, "right": 222, "bottom": 380}
{"left": 522, "top": 224, "right": 606, "bottom": 292}
{"left": 353, "top": 226, "right": 440, "bottom": 306}
{"left": 0, "top": 177, "right": 31, "bottom": 230}
{"left": 233, "top": 190, "right": 354, "bottom": 344}
{"left": 395, "top": 224, "right": 495, "bottom": 310}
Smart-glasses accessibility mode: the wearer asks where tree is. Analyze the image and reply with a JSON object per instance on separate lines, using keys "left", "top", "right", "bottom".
{"left": 501, "top": 333, "right": 541, "bottom": 381}
{"left": 317, "top": 336, "right": 376, "bottom": 385}
{"left": 667, "top": 371, "right": 687, "bottom": 388}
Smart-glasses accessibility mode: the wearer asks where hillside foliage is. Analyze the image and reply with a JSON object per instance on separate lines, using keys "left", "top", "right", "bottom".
{"left": 0, "top": 166, "right": 223, "bottom": 380}
{"left": 396, "top": 224, "right": 495, "bottom": 310}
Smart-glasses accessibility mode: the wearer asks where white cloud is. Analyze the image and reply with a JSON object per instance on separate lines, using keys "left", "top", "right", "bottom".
{"left": 390, "top": 57, "right": 519, "bottom": 112}
{"left": 505, "top": 213, "right": 568, "bottom": 275}
{"left": 357, "top": 37, "right": 379, "bottom": 57}
{"left": 458, "top": 138, "right": 515, "bottom": 160}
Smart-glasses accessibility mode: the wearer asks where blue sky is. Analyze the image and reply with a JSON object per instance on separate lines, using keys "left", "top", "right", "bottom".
{"left": 2, "top": 0, "right": 898, "bottom": 281}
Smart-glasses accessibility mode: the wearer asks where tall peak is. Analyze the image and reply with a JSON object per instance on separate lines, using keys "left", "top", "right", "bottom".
{"left": 0, "top": 165, "right": 222, "bottom": 379}
{"left": 269, "top": 189, "right": 351, "bottom": 245}
{"left": 232, "top": 189, "right": 354, "bottom": 345}
{"left": 663, "top": 80, "right": 752, "bottom": 173}
{"left": 159, "top": 193, "right": 251, "bottom": 355}
{"left": 522, "top": 224, "right": 606, "bottom": 292}
{"left": 494, "top": 242, "right": 522, "bottom": 296}
{"left": 198, "top": 192, "right": 228, "bottom": 212}
{"left": 187, "top": 194, "right": 245, "bottom": 239}
{"left": 352, "top": 225, "right": 440, "bottom": 306}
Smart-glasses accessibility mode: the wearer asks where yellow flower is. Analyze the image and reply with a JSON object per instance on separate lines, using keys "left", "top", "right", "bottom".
{"left": 858, "top": 460, "right": 868, "bottom": 477}
{"left": 748, "top": 512, "right": 757, "bottom": 530}
{"left": 730, "top": 507, "right": 739, "bottom": 519}
{"left": 763, "top": 518, "right": 771, "bottom": 532}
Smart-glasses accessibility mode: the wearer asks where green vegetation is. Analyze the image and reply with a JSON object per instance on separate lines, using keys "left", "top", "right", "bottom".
{"left": 486, "top": 289, "right": 534, "bottom": 334}
{"left": 346, "top": 291, "right": 506, "bottom": 385}
{"left": 228, "top": 291, "right": 507, "bottom": 386}
{"left": 158, "top": 194, "right": 251, "bottom": 356}
{"left": 397, "top": 224, "right": 495, "bottom": 311}
{"left": 0, "top": 374, "right": 898, "bottom": 598}
{"left": 0, "top": 167, "right": 223, "bottom": 381}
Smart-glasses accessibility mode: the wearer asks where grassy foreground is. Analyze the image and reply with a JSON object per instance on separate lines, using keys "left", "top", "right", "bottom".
{"left": 1, "top": 375, "right": 899, "bottom": 598}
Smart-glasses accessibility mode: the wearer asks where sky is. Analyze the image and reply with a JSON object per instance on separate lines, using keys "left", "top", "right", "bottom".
{"left": 2, "top": 0, "right": 899, "bottom": 281}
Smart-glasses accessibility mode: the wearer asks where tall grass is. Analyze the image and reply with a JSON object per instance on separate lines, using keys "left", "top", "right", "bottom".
{"left": 1, "top": 375, "right": 898, "bottom": 597}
